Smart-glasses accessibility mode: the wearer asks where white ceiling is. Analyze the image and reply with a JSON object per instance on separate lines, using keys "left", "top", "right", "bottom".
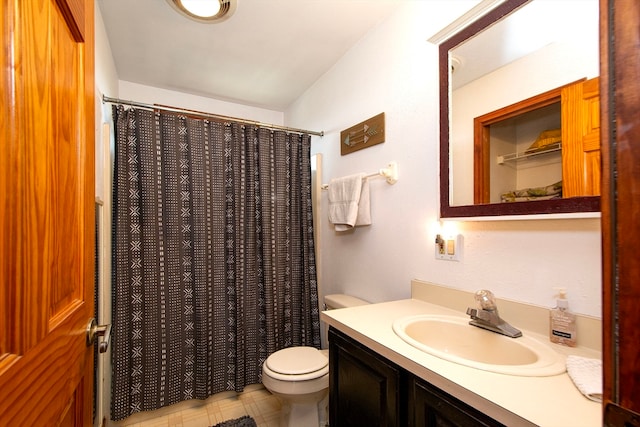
{"left": 97, "top": 0, "right": 405, "bottom": 110}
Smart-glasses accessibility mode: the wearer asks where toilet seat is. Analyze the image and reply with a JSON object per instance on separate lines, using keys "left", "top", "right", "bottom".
{"left": 264, "top": 347, "right": 328, "bottom": 381}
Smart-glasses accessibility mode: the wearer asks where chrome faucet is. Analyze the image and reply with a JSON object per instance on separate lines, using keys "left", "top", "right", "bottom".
{"left": 466, "top": 290, "right": 522, "bottom": 338}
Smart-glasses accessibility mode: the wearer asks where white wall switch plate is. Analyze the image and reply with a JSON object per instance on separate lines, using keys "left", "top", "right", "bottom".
{"left": 435, "top": 234, "right": 463, "bottom": 261}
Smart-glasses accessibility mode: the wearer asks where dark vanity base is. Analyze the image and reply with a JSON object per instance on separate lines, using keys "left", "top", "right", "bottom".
{"left": 329, "top": 327, "right": 506, "bottom": 427}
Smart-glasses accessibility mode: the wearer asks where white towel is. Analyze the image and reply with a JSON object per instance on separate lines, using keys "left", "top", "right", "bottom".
{"left": 566, "top": 355, "right": 602, "bottom": 402}
{"left": 355, "top": 178, "right": 371, "bottom": 227}
{"left": 328, "top": 173, "right": 371, "bottom": 231}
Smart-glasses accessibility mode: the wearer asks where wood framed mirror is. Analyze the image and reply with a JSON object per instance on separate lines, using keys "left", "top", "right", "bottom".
{"left": 439, "top": 0, "right": 600, "bottom": 218}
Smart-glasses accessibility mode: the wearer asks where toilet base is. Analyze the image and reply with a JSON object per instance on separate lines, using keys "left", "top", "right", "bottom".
{"left": 277, "top": 393, "right": 328, "bottom": 427}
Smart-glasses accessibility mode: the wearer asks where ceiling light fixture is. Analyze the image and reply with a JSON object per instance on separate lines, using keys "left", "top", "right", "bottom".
{"left": 167, "top": 0, "right": 237, "bottom": 23}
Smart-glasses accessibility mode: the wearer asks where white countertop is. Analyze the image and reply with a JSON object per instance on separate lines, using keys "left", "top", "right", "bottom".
{"left": 321, "top": 298, "right": 601, "bottom": 427}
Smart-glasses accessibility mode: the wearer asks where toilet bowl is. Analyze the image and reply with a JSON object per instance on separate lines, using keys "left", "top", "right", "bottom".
{"left": 261, "top": 294, "right": 368, "bottom": 427}
{"left": 262, "top": 346, "right": 329, "bottom": 427}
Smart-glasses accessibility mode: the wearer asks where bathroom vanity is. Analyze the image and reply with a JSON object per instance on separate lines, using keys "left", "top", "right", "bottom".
{"left": 321, "top": 280, "right": 602, "bottom": 427}
{"left": 330, "top": 327, "right": 506, "bottom": 426}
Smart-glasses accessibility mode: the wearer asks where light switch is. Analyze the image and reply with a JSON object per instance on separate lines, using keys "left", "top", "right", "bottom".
{"left": 446, "top": 239, "right": 455, "bottom": 255}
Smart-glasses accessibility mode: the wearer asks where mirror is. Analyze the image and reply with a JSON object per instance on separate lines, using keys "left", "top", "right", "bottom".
{"left": 439, "top": 0, "right": 600, "bottom": 218}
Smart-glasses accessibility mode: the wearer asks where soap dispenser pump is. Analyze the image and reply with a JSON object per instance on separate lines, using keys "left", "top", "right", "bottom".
{"left": 549, "top": 288, "right": 577, "bottom": 347}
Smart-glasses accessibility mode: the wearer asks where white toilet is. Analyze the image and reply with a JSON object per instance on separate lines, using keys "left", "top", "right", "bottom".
{"left": 261, "top": 294, "right": 368, "bottom": 427}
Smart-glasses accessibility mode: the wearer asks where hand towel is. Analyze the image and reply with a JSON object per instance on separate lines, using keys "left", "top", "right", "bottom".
{"left": 566, "top": 355, "right": 602, "bottom": 402}
{"left": 328, "top": 173, "right": 370, "bottom": 231}
{"left": 354, "top": 178, "right": 371, "bottom": 227}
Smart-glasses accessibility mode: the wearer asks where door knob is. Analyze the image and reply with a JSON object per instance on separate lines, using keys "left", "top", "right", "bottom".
{"left": 86, "top": 318, "right": 111, "bottom": 353}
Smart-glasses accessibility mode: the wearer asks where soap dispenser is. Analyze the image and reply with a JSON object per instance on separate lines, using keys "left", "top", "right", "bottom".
{"left": 549, "top": 288, "right": 577, "bottom": 347}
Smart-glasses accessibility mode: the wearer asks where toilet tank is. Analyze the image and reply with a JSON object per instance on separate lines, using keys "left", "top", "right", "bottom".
{"left": 324, "top": 294, "right": 369, "bottom": 310}
{"left": 322, "top": 294, "right": 369, "bottom": 350}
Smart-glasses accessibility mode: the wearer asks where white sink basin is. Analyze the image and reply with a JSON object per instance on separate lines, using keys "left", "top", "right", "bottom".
{"left": 393, "top": 314, "right": 565, "bottom": 377}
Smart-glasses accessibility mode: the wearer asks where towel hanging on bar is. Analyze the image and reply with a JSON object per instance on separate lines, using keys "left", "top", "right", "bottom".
{"left": 328, "top": 174, "right": 371, "bottom": 231}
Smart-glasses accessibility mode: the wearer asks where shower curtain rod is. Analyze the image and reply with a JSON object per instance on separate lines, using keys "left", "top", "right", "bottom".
{"left": 102, "top": 95, "right": 324, "bottom": 137}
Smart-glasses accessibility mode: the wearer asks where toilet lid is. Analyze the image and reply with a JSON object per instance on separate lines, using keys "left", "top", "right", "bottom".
{"left": 265, "top": 346, "right": 328, "bottom": 375}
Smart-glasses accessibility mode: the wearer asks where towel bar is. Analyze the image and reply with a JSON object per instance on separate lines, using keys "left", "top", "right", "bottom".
{"left": 321, "top": 161, "right": 398, "bottom": 190}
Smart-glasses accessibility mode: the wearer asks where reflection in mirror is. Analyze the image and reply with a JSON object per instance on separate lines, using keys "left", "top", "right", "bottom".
{"left": 439, "top": 0, "right": 600, "bottom": 218}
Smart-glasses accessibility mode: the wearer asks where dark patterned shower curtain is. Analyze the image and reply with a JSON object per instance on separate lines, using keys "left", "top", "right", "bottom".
{"left": 110, "top": 106, "right": 320, "bottom": 421}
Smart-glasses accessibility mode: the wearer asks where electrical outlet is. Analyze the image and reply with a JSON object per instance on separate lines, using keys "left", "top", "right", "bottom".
{"left": 435, "top": 234, "right": 463, "bottom": 261}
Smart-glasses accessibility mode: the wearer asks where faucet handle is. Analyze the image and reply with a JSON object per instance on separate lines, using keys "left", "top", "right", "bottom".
{"left": 475, "top": 289, "right": 497, "bottom": 311}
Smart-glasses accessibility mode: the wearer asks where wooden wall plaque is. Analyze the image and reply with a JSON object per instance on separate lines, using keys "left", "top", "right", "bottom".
{"left": 340, "top": 112, "right": 385, "bottom": 155}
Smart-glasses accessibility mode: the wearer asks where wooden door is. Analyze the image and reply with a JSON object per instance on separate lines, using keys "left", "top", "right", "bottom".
{"left": 0, "top": 0, "right": 95, "bottom": 425}
{"left": 601, "top": 0, "right": 640, "bottom": 424}
{"left": 562, "top": 76, "right": 601, "bottom": 197}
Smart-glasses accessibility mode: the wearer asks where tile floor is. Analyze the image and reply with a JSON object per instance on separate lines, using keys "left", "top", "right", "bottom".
{"left": 111, "top": 384, "right": 282, "bottom": 427}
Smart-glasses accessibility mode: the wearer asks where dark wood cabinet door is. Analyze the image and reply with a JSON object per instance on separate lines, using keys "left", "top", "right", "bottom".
{"left": 329, "top": 327, "right": 404, "bottom": 427}
{"left": 409, "top": 377, "right": 504, "bottom": 427}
